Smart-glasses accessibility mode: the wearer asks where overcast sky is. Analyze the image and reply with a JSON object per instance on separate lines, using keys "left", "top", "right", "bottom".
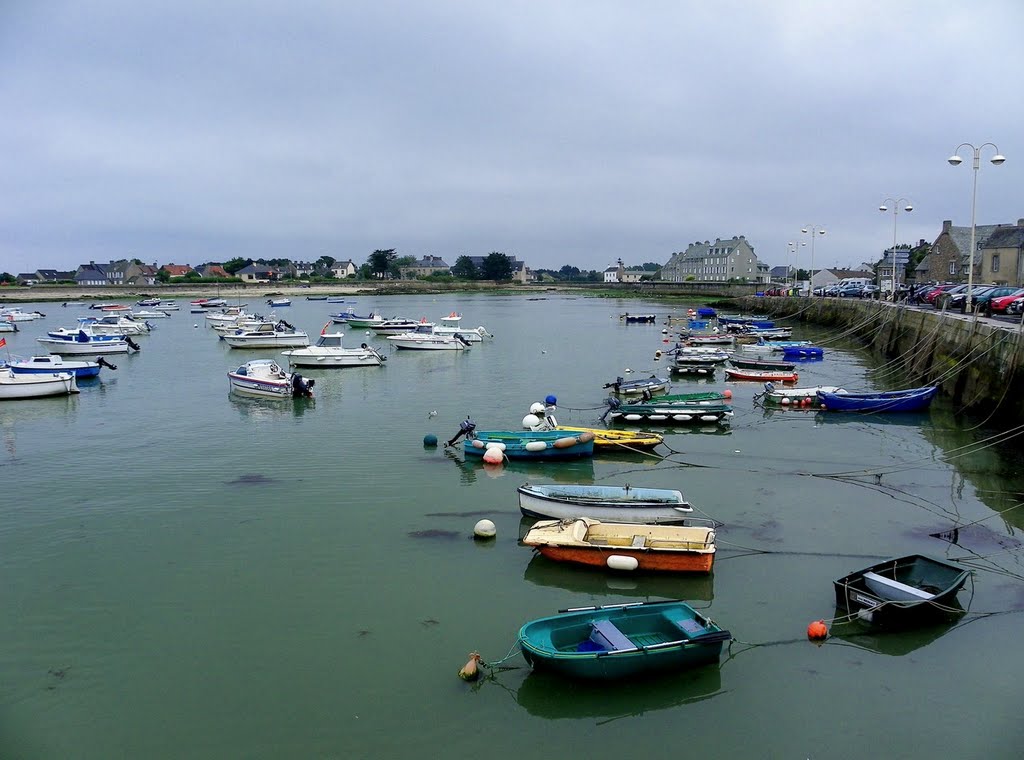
{"left": 2, "top": 1, "right": 1022, "bottom": 276}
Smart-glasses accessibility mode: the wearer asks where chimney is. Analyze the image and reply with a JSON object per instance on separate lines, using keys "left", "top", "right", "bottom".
{"left": 942, "top": 220, "right": 952, "bottom": 234}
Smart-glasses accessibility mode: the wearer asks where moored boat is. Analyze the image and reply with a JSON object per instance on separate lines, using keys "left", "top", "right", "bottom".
{"left": 462, "top": 429, "right": 595, "bottom": 460}
{"left": 729, "top": 356, "right": 796, "bottom": 371}
{"left": 669, "top": 362, "right": 716, "bottom": 377}
{"left": 517, "top": 483, "right": 694, "bottom": 524}
{"left": 619, "top": 313, "right": 656, "bottom": 323}
{"left": 758, "top": 384, "right": 846, "bottom": 407}
{"left": 517, "top": 600, "right": 731, "bottom": 680}
{"left": 817, "top": 386, "right": 938, "bottom": 413}
{"left": 0, "top": 367, "right": 79, "bottom": 399}
{"left": 833, "top": 554, "right": 971, "bottom": 627}
{"left": 386, "top": 324, "right": 473, "bottom": 350}
{"left": 523, "top": 517, "right": 716, "bottom": 573}
{"left": 522, "top": 401, "right": 664, "bottom": 450}
{"left": 781, "top": 345, "right": 824, "bottom": 359}
{"left": 603, "top": 398, "right": 733, "bottom": 425}
{"left": 37, "top": 329, "right": 134, "bottom": 355}
{"left": 280, "top": 327, "right": 386, "bottom": 368}
{"left": 603, "top": 375, "right": 670, "bottom": 398}
{"left": 7, "top": 354, "right": 113, "bottom": 379}
{"left": 725, "top": 368, "right": 799, "bottom": 383}
{"left": 227, "top": 359, "right": 314, "bottom": 399}
{"left": 222, "top": 320, "right": 309, "bottom": 349}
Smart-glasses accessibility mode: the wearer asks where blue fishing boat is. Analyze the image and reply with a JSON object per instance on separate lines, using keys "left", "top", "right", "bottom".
{"left": 817, "top": 386, "right": 938, "bottom": 413}
{"left": 781, "top": 345, "right": 824, "bottom": 359}
{"left": 517, "top": 600, "right": 731, "bottom": 680}
{"left": 7, "top": 354, "right": 114, "bottom": 379}
{"left": 461, "top": 429, "right": 595, "bottom": 460}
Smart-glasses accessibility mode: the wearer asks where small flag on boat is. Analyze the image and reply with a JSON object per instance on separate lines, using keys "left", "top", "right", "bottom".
{"left": 321, "top": 322, "right": 330, "bottom": 335}
{"left": 0, "top": 337, "right": 6, "bottom": 348}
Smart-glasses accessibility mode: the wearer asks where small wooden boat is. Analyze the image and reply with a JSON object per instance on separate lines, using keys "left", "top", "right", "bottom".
{"left": 817, "top": 386, "right": 938, "bottom": 413}
{"left": 833, "top": 554, "right": 970, "bottom": 627}
{"left": 671, "top": 351, "right": 731, "bottom": 367}
{"left": 729, "top": 356, "right": 796, "bottom": 371}
{"left": 305, "top": 295, "right": 328, "bottom": 301}
{"left": 603, "top": 375, "right": 670, "bottom": 398}
{"left": 725, "top": 368, "right": 799, "bottom": 383}
{"left": 465, "top": 430, "right": 595, "bottom": 460}
{"left": 521, "top": 403, "right": 663, "bottom": 450}
{"left": 266, "top": 298, "right": 292, "bottom": 307}
{"left": 646, "top": 391, "right": 730, "bottom": 405}
{"left": 604, "top": 399, "right": 733, "bottom": 425}
{"left": 0, "top": 367, "right": 79, "bottom": 399}
{"left": 781, "top": 345, "right": 824, "bottom": 359}
{"left": 684, "top": 335, "right": 734, "bottom": 347}
{"left": 517, "top": 600, "right": 731, "bottom": 680}
{"left": 523, "top": 517, "right": 716, "bottom": 573}
{"left": 759, "top": 385, "right": 845, "bottom": 407}
{"left": 669, "top": 362, "right": 716, "bottom": 377}
{"left": 227, "top": 359, "right": 314, "bottom": 399}
{"left": 517, "top": 483, "right": 694, "bottom": 524}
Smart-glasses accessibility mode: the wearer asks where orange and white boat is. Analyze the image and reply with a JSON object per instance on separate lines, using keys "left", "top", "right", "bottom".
{"left": 522, "top": 517, "right": 716, "bottom": 573}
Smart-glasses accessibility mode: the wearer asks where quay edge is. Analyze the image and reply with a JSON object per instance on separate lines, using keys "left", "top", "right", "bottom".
{"left": 731, "top": 296, "right": 1024, "bottom": 422}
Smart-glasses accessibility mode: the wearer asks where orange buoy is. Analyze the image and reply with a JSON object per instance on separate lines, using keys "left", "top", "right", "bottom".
{"left": 807, "top": 620, "right": 828, "bottom": 641}
{"left": 723, "top": 389, "right": 732, "bottom": 399}
{"left": 459, "top": 652, "right": 483, "bottom": 681}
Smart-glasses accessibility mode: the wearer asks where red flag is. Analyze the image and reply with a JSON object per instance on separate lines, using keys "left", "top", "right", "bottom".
{"left": 321, "top": 322, "right": 329, "bottom": 335}
{"left": 0, "top": 337, "right": 6, "bottom": 348}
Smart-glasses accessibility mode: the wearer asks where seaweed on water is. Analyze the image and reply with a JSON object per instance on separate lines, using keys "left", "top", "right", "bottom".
{"left": 408, "top": 529, "right": 461, "bottom": 540}
{"left": 226, "top": 473, "right": 278, "bottom": 486}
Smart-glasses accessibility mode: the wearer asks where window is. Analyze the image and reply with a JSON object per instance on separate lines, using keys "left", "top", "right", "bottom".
{"left": 992, "top": 254, "right": 1000, "bottom": 273}
{"left": 949, "top": 261, "right": 957, "bottom": 276}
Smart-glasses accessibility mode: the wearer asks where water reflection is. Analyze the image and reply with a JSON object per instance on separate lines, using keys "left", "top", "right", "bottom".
{"left": 827, "top": 617, "right": 964, "bottom": 657}
{"left": 443, "top": 450, "right": 597, "bottom": 485}
{"left": 813, "top": 411, "right": 933, "bottom": 427}
{"left": 227, "top": 392, "right": 314, "bottom": 419}
{"left": 521, "top": 551, "right": 715, "bottom": 602}
{"left": 514, "top": 663, "right": 724, "bottom": 721}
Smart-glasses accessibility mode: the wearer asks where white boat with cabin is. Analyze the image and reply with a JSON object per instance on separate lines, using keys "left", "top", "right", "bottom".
{"left": 281, "top": 328, "right": 386, "bottom": 368}
{"left": 222, "top": 320, "right": 309, "bottom": 349}
{"left": 0, "top": 367, "right": 79, "bottom": 399}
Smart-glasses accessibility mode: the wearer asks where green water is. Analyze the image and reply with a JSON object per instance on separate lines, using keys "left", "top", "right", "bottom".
{"left": 1, "top": 295, "right": 1022, "bottom": 758}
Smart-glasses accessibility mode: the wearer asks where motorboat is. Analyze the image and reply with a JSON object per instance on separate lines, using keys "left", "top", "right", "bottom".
{"left": 281, "top": 329, "right": 387, "bottom": 368}
{"left": 0, "top": 367, "right": 79, "bottom": 399}
{"left": 153, "top": 301, "right": 179, "bottom": 311}
{"left": 1, "top": 307, "right": 45, "bottom": 322}
{"left": 221, "top": 320, "right": 309, "bottom": 348}
{"left": 131, "top": 310, "right": 169, "bottom": 319}
{"left": 227, "top": 359, "right": 314, "bottom": 399}
{"left": 37, "top": 329, "right": 135, "bottom": 355}
{"left": 6, "top": 354, "right": 115, "bottom": 379}
{"left": 76, "top": 314, "right": 151, "bottom": 335}
{"left": 370, "top": 318, "right": 433, "bottom": 334}
{"left": 266, "top": 298, "right": 292, "bottom": 308}
{"left": 433, "top": 312, "right": 492, "bottom": 342}
{"left": 386, "top": 324, "right": 472, "bottom": 350}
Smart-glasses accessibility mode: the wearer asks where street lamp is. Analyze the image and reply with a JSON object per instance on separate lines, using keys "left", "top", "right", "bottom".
{"left": 948, "top": 142, "right": 1006, "bottom": 311}
{"left": 788, "top": 241, "right": 805, "bottom": 292}
{"left": 879, "top": 198, "right": 912, "bottom": 301}
{"left": 801, "top": 226, "right": 826, "bottom": 294}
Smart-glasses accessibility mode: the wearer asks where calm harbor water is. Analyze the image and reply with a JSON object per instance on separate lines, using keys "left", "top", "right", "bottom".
{"left": 2, "top": 293, "right": 1023, "bottom": 758}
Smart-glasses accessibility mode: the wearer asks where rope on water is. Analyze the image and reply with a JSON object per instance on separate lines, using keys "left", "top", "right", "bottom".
{"left": 481, "top": 641, "right": 523, "bottom": 670}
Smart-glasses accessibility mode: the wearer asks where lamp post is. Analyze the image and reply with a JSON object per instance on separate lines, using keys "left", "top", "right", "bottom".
{"left": 788, "top": 241, "right": 805, "bottom": 293}
{"left": 948, "top": 142, "right": 1006, "bottom": 311}
{"left": 879, "top": 198, "right": 912, "bottom": 301}
{"left": 801, "top": 226, "right": 826, "bottom": 294}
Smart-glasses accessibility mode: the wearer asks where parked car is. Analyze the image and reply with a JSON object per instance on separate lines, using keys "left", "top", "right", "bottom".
{"left": 837, "top": 283, "right": 865, "bottom": 297}
{"left": 1006, "top": 297, "right": 1024, "bottom": 316}
{"left": 933, "top": 283, "right": 973, "bottom": 309}
{"left": 977, "top": 287, "right": 1024, "bottom": 314}
{"left": 923, "top": 284, "right": 957, "bottom": 305}
{"left": 947, "top": 285, "right": 998, "bottom": 313}
{"left": 862, "top": 284, "right": 881, "bottom": 298}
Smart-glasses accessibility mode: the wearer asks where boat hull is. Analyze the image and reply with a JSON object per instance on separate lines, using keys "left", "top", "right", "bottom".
{"left": 553, "top": 426, "right": 663, "bottom": 450}
{"left": 222, "top": 335, "right": 309, "bottom": 348}
{"left": 465, "top": 431, "right": 594, "bottom": 460}
{"left": 517, "top": 600, "right": 730, "bottom": 680}
{"left": 817, "top": 386, "right": 938, "bottom": 413}
{"left": 517, "top": 484, "right": 693, "bottom": 524}
{"left": 9, "top": 358, "right": 101, "bottom": 378}
{"left": 36, "top": 337, "right": 130, "bottom": 355}
{"left": 833, "top": 554, "right": 970, "bottom": 628}
{"left": 0, "top": 370, "right": 78, "bottom": 399}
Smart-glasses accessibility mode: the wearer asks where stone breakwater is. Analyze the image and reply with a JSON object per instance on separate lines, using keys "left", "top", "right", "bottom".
{"left": 735, "top": 296, "right": 1024, "bottom": 420}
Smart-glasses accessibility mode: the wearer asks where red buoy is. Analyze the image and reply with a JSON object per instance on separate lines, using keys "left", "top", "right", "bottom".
{"left": 723, "top": 389, "right": 733, "bottom": 399}
{"left": 807, "top": 620, "right": 828, "bottom": 641}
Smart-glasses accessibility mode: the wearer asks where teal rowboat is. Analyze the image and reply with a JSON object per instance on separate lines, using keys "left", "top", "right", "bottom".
{"left": 464, "top": 430, "right": 595, "bottom": 460}
{"left": 517, "top": 600, "right": 731, "bottom": 680}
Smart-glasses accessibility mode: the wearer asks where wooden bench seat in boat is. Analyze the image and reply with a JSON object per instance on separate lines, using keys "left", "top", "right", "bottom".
{"left": 589, "top": 620, "right": 636, "bottom": 651}
{"left": 862, "top": 571, "right": 935, "bottom": 601}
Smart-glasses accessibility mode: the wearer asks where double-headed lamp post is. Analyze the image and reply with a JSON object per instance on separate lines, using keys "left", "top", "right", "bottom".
{"left": 879, "top": 198, "right": 912, "bottom": 300}
{"left": 788, "top": 241, "right": 804, "bottom": 292}
{"left": 801, "top": 226, "right": 825, "bottom": 293}
{"left": 948, "top": 142, "right": 1005, "bottom": 309}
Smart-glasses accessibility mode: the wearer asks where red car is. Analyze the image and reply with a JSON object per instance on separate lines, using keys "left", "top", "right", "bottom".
{"left": 922, "top": 284, "right": 956, "bottom": 304}
{"left": 987, "top": 288, "right": 1024, "bottom": 314}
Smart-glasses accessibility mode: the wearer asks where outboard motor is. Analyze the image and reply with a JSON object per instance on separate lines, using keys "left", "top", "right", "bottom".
{"left": 445, "top": 416, "right": 477, "bottom": 447}
{"left": 125, "top": 336, "right": 141, "bottom": 352}
{"left": 96, "top": 356, "right": 118, "bottom": 371}
{"left": 291, "top": 373, "right": 315, "bottom": 398}
{"left": 600, "top": 396, "right": 622, "bottom": 422}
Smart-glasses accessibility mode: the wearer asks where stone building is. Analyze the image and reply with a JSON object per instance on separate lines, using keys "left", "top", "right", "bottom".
{"left": 661, "top": 235, "right": 769, "bottom": 283}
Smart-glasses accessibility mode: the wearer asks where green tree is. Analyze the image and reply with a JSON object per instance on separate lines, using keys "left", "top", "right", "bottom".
{"left": 392, "top": 255, "right": 416, "bottom": 279}
{"left": 559, "top": 265, "right": 581, "bottom": 281}
{"left": 451, "top": 256, "right": 478, "bottom": 279}
{"left": 223, "top": 257, "right": 249, "bottom": 274}
{"left": 316, "top": 255, "right": 336, "bottom": 272}
{"left": 0, "top": 272, "right": 15, "bottom": 284}
{"left": 480, "top": 252, "right": 513, "bottom": 281}
{"left": 367, "top": 249, "right": 397, "bottom": 279}
{"left": 156, "top": 269, "right": 171, "bottom": 283}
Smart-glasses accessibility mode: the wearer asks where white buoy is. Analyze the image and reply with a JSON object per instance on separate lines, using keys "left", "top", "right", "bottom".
{"left": 474, "top": 519, "right": 496, "bottom": 539}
